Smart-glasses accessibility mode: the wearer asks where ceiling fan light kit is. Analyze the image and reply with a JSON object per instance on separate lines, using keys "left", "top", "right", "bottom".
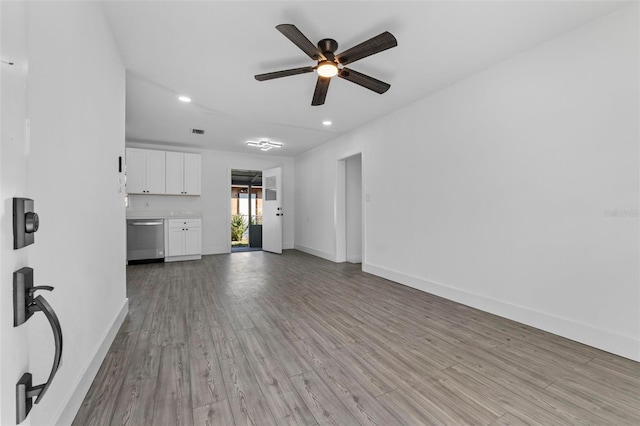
{"left": 247, "top": 140, "right": 283, "bottom": 152}
{"left": 316, "top": 61, "right": 338, "bottom": 78}
{"left": 255, "top": 24, "right": 397, "bottom": 106}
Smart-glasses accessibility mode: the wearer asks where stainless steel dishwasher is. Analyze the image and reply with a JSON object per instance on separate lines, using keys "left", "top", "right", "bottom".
{"left": 126, "top": 219, "right": 165, "bottom": 264}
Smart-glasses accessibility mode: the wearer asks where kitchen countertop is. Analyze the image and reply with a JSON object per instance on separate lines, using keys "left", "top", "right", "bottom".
{"left": 126, "top": 210, "right": 201, "bottom": 220}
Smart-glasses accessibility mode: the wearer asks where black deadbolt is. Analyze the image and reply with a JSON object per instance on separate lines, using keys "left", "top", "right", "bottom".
{"left": 13, "top": 198, "right": 38, "bottom": 249}
{"left": 25, "top": 212, "right": 39, "bottom": 233}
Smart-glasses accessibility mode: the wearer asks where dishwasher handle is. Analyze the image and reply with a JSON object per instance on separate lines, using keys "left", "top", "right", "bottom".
{"left": 129, "top": 221, "right": 163, "bottom": 226}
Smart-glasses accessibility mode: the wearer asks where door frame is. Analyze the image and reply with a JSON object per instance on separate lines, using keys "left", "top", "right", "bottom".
{"left": 335, "top": 153, "right": 364, "bottom": 265}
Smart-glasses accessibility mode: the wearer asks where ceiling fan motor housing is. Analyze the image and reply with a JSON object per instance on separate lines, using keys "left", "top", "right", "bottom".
{"left": 318, "top": 38, "right": 338, "bottom": 59}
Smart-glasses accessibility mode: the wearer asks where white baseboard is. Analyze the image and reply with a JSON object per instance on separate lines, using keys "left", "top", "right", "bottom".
{"left": 54, "top": 298, "right": 129, "bottom": 426}
{"left": 165, "top": 254, "right": 201, "bottom": 262}
{"left": 294, "top": 243, "right": 336, "bottom": 262}
{"left": 363, "top": 263, "right": 639, "bottom": 362}
{"left": 203, "top": 245, "right": 231, "bottom": 255}
{"left": 202, "top": 243, "right": 294, "bottom": 255}
{"left": 346, "top": 256, "right": 362, "bottom": 264}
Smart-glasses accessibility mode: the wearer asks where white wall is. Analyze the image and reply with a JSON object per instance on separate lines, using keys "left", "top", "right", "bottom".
{"left": 294, "top": 5, "right": 639, "bottom": 360}
{"left": 126, "top": 143, "right": 295, "bottom": 254}
{"left": 24, "top": 2, "right": 128, "bottom": 425}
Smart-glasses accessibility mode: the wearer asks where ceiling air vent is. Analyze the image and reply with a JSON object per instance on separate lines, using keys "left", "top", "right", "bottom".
{"left": 191, "top": 128, "right": 205, "bottom": 135}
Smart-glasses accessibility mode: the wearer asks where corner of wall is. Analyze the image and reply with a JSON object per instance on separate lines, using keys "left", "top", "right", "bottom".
{"left": 294, "top": 243, "right": 338, "bottom": 262}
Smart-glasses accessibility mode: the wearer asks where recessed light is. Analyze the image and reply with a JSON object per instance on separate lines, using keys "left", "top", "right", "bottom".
{"left": 322, "top": 120, "right": 332, "bottom": 126}
{"left": 178, "top": 96, "right": 191, "bottom": 103}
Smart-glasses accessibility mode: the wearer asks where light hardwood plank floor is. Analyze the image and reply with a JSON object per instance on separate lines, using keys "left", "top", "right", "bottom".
{"left": 73, "top": 250, "right": 640, "bottom": 425}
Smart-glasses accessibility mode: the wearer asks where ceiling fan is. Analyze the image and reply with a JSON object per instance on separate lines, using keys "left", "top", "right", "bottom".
{"left": 255, "top": 24, "right": 397, "bottom": 106}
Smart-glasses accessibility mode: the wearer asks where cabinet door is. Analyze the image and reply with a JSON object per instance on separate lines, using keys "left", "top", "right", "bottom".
{"left": 183, "top": 153, "right": 201, "bottom": 195}
{"left": 165, "top": 151, "right": 184, "bottom": 195}
{"left": 168, "top": 227, "right": 186, "bottom": 256}
{"left": 125, "top": 148, "right": 146, "bottom": 194}
{"left": 145, "top": 150, "right": 166, "bottom": 194}
{"left": 184, "top": 227, "right": 201, "bottom": 255}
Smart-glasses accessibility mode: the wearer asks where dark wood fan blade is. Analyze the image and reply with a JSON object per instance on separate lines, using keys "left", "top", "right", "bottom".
{"left": 255, "top": 66, "right": 315, "bottom": 81}
{"left": 276, "top": 24, "right": 326, "bottom": 61}
{"left": 312, "top": 76, "right": 331, "bottom": 106}
{"left": 335, "top": 31, "right": 397, "bottom": 65}
{"left": 338, "top": 68, "right": 390, "bottom": 94}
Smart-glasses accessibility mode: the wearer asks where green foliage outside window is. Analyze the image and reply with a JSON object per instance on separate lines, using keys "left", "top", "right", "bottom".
{"left": 231, "top": 214, "right": 247, "bottom": 241}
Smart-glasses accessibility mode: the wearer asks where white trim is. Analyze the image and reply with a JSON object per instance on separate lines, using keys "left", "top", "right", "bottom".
{"left": 165, "top": 254, "right": 202, "bottom": 262}
{"left": 335, "top": 159, "right": 346, "bottom": 262}
{"left": 363, "top": 262, "right": 640, "bottom": 362}
{"left": 294, "top": 244, "right": 337, "bottom": 262}
{"left": 203, "top": 245, "right": 231, "bottom": 255}
{"left": 346, "top": 256, "right": 362, "bottom": 264}
{"left": 54, "top": 299, "right": 129, "bottom": 426}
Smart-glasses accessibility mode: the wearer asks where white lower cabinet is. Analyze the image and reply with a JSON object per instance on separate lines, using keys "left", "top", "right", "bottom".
{"left": 166, "top": 218, "right": 201, "bottom": 261}
{"left": 184, "top": 227, "right": 201, "bottom": 255}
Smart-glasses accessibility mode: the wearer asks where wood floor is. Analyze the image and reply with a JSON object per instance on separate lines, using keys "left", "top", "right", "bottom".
{"left": 73, "top": 250, "right": 640, "bottom": 425}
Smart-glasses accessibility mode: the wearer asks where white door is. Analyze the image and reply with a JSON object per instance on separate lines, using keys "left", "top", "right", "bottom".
{"left": 1, "top": 2, "right": 32, "bottom": 424}
{"left": 262, "top": 167, "right": 283, "bottom": 254}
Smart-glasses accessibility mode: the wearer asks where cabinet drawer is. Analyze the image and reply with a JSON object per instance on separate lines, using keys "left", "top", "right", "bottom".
{"left": 168, "top": 219, "right": 201, "bottom": 229}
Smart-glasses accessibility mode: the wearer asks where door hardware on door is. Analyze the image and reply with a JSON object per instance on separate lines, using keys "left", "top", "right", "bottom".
{"left": 13, "top": 198, "right": 39, "bottom": 249}
{"left": 13, "top": 267, "right": 54, "bottom": 326}
{"left": 13, "top": 267, "right": 64, "bottom": 423}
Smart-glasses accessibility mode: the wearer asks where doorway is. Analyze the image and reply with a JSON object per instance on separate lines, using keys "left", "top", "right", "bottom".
{"left": 231, "top": 169, "right": 263, "bottom": 252}
{"left": 336, "top": 154, "right": 363, "bottom": 264}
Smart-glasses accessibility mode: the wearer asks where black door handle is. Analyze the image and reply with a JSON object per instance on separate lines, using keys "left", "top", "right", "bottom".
{"left": 30, "top": 295, "right": 63, "bottom": 403}
{"left": 29, "top": 286, "right": 54, "bottom": 294}
{"left": 13, "top": 267, "right": 64, "bottom": 424}
{"left": 16, "top": 295, "right": 63, "bottom": 423}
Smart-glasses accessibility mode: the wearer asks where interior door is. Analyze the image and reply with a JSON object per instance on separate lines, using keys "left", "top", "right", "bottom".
{"left": 1, "top": 2, "right": 32, "bottom": 424}
{"left": 262, "top": 166, "right": 283, "bottom": 254}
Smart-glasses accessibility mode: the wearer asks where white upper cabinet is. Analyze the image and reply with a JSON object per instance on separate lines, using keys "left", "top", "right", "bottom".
{"left": 125, "top": 148, "right": 146, "bottom": 194}
{"left": 126, "top": 148, "right": 201, "bottom": 196}
{"left": 126, "top": 148, "right": 166, "bottom": 194}
{"left": 165, "top": 151, "right": 184, "bottom": 195}
{"left": 183, "top": 153, "right": 201, "bottom": 195}
{"left": 145, "top": 150, "right": 166, "bottom": 194}
{"left": 165, "top": 151, "right": 201, "bottom": 195}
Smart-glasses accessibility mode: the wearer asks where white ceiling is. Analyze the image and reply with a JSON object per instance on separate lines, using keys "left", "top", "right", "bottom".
{"left": 102, "top": 1, "right": 626, "bottom": 157}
